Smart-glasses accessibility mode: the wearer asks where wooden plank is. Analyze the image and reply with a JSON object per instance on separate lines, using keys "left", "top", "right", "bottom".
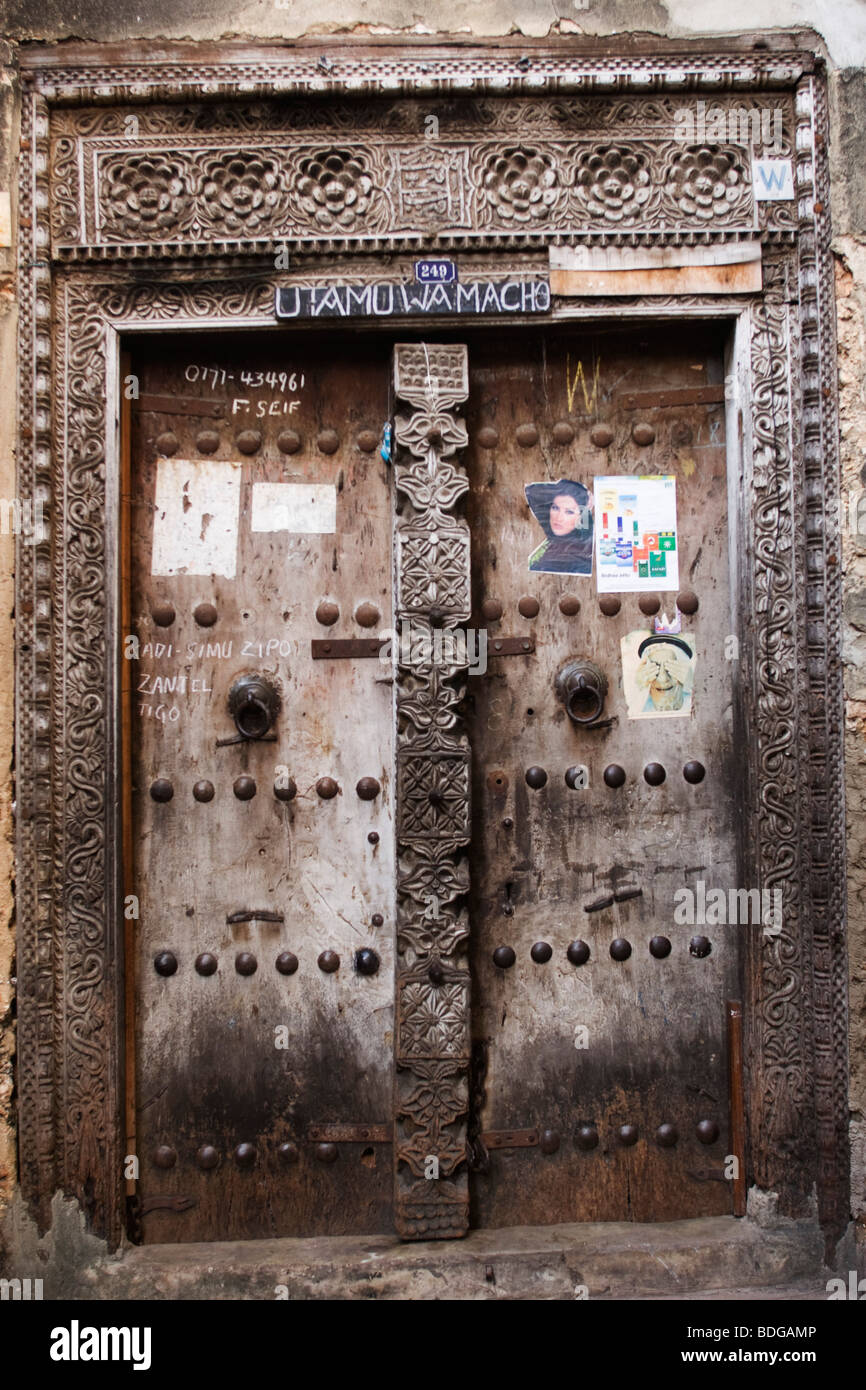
{"left": 550, "top": 261, "right": 762, "bottom": 298}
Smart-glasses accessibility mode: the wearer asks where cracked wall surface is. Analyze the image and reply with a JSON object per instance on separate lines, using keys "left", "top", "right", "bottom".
{"left": 0, "top": 0, "right": 863, "bottom": 1269}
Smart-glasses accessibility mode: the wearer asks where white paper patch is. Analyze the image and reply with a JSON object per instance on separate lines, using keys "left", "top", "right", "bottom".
{"left": 753, "top": 159, "right": 794, "bottom": 201}
{"left": 250, "top": 483, "right": 337, "bottom": 534}
{"left": 151, "top": 459, "right": 241, "bottom": 578}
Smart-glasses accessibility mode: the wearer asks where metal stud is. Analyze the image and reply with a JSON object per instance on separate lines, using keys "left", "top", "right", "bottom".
{"left": 316, "top": 777, "right": 339, "bottom": 800}
{"left": 318, "top": 950, "right": 340, "bottom": 973}
{"left": 502, "top": 817, "right": 513, "bottom": 829}
{"left": 603, "top": 765, "right": 626, "bottom": 789}
{"left": 234, "top": 1143, "right": 256, "bottom": 1168}
{"left": 274, "top": 777, "right": 297, "bottom": 802}
{"left": 599, "top": 595, "right": 621, "bottom": 616}
{"left": 567, "top": 940, "right": 590, "bottom": 966}
{"left": 539, "top": 1129, "right": 561, "bottom": 1154}
{"left": 530, "top": 941, "right": 553, "bottom": 964}
{"left": 552, "top": 421, "right": 574, "bottom": 445}
{"left": 492, "top": 946, "right": 516, "bottom": 969}
{"left": 638, "top": 594, "right": 661, "bottom": 616}
{"left": 151, "top": 601, "right": 176, "bottom": 627}
{"left": 481, "top": 598, "right": 503, "bottom": 622}
{"left": 356, "top": 430, "right": 378, "bottom": 453}
{"left": 525, "top": 766, "right": 547, "bottom": 789}
{"left": 235, "top": 952, "right": 257, "bottom": 976}
{"left": 367, "top": 831, "right": 380, "bottom": 845}
{"left": 619, "top": 1124, "right": 639, "bottom": 1145}
{"left": 315, "top": 1142, "right": 338, "bottom": 1163}
{"left": 355, "top": 602, "right": 381, "bottom": 628}
{"left": 196, "top": 429, "right": 220, "bottom": 455}
{"left": 631, "top": 423, "right": 655, "bottom": 446}
{"left": 150, "top": 778, "right": 174, "bottom": 802}
{"left": 683, "top": 760, "right": 706, "bottom": 784}
{"left": 195, "top": 953, "right": 218, "bottom": 976}
{"left": 515, "top": 424, "right": 538, "bottom": 448}
{"left": 644, "top": 763, "right": 666, "bottom": 786}
{"left": 649, "top": 936, "right": 671, "bottom": 959}
{"left": 154, "top": 951, "right": 178, "bottom": 976}
{"left": 155, "top": 431, "right": 179, "bottom": 456}
{"left": 193, "top": 602, "right": 218, "bottom": 627}
{"left": 427, "top": 960, "right": 445, "bottom": 986}
{"left": 236, "top": 429, "right": 262, "bottom": 455}
{"left": 278, "top": 1142, "right": 300, "bottom": 1164}
{"left": 565, "top": 766, "right": 588, "bottom": 790}
{"left": 576, "top": 1124, "right": 599, "bottom": 1150}
{"left": 233, "top": 776, "right": 256, "bottom": 800}
{"left": 277, "top": 429, "right": 301, "bottom": 454}
{"left": 317, "top": 429, "right": 340, "bottom": 454}
{"left": 518, "top": 595, "right": 540, "bottom": 618}
{"left": 356, "top": 777, "right": 380, "bottom": 800}
{"left": 677, "top": 590, "right": 699, "bottom": 615}
{"left": 656, "top": 1124, "right": 678, "bottom": 1148}
{"left": 690, "top": 936, "right": 712, "bottom": 959}
{"left": 559, "top": 595, "right": 580, "bottom": 616}
{"left": 590, "top": 424, "right": 613, "bottom": 448}
{"left": 696, "top": 1119, "right": 720, "bottom": 1144}
{"left": 196, "top": 1145, "right": 219, "bottom": 1170}
{"left": 316, "top": 600, "right": 339, "bottom": 626}
{"left": 610, "top": 938, "right": 632, "bottom": 961}
{"left": 356, "top": 948, "right": 380, "bottom": 976}
{"left": 193, "top": 780, "right": 215, "bottom": 803}
{"left": 276, "top": 951, "right": 299, "bottom": 976}
{"left": 153, "top": 1145, "right": 177, "bottom": 1170}
{"left": 371, "top": 913, "right": 384, "bottom": 927}
{"left": 477, "top": 426, "right": 499, "bottom": 449}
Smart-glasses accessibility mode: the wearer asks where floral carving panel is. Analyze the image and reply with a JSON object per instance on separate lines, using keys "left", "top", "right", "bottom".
{"left": 54, "top": 120, "right": 760, "bottom": 253}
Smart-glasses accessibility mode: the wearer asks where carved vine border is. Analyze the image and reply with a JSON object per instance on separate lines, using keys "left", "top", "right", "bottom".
{"left": 15, "top": 49, "right": 847, "bottom": 1251}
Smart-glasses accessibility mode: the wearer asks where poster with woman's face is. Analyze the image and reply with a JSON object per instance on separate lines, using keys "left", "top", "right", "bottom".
{"left": 621, "top": 630, "right": 697, "bottom": 719}
{"left": 524, "top": 478, "right": 594, "bottom": 575}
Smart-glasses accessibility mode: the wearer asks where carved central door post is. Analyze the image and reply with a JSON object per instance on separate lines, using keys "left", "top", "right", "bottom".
{"left": 391, "top": 344, "right": 473, "bottom": 1239}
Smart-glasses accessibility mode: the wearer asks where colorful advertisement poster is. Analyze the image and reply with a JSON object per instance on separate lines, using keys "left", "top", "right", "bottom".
{"left": 621, "top": 630, "right": 696, "bottom": 720}
{"left": 594, "top": 475, "right": 679, "bottom": 592}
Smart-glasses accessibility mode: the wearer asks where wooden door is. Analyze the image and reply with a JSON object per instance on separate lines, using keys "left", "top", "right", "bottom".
{"left": 464, "top": 323, "right": 740, "bottom": 1226}
{"left": 127, "top": 332, "right": 396, "bottom": 1242}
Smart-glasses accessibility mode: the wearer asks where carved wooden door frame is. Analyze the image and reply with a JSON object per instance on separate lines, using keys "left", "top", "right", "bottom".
{"left": 15, "top": 38, "right": 847, "bottom": 1253}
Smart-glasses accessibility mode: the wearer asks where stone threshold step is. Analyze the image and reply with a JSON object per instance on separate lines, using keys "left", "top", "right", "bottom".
{"left": 81, "top": 1215, "right": 826, "bottom": 1301}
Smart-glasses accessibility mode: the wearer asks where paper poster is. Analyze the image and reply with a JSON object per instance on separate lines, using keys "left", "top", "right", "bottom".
{"left": 621, "top": 630, "right": 696, "bottom": 719}
{"left": 151, "top": 459, "right": 241, "bottom": 578}
{"left": 251, "top": 483, "right": 336, "bottom": 534}
{"left": 594, "top": 475, "right": 678, "bottom": 592}
{"left": 524, "top": 477, "right": 594, "bottom": 576}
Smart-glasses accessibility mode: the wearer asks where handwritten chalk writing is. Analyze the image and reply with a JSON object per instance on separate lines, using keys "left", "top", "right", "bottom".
{"left": 565, "top": 353, "right": 602, "bottom": 413}
{"left": 184, "top": 366, "right": 306, "bottom": 391}
{"left": 137, "top": 674, "right": 213, "bottom": 695}
{"left": 275, "top": 279, "right": 551, "bottom": 320}
{"left": 241, "top": 638, "right": 292, "bottom": 659}
{"left": 231, "top": 398, "right": 302, "bottom": 416}
{"left": 140, "top": 642, "right": 174, "bottom": 659}
{"left": 186, "top": 640, "right": 234, "bottom": 660}
{"left": 138, "top": 703, "right": 181, "bottom": 723}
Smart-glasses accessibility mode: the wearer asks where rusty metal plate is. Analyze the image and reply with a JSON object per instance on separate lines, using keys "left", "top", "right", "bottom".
{"left": 480, "top": 1129, "right": 539, "bottom": 1149}
{"left": 139, "top": 392, "right": 228, "bottom": 417}
{"left": 617, "top": 384, "right": 726, "bottom": 409}
{"left": 488, "top": 636, "right": 536, "bottom": 657}
{"left": 308, "top": 1124, "right": 392, "bottom": 1143}
{"left": 311, "top": 638, "right": 388, "bottom": 659}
